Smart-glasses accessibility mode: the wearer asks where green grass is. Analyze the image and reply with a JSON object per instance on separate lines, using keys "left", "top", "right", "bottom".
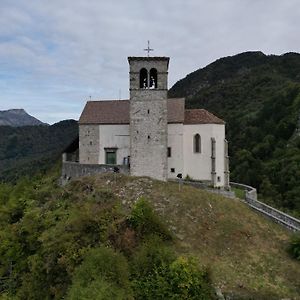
{"left": 232, "top": 187, "right": 246, "bottom": 199}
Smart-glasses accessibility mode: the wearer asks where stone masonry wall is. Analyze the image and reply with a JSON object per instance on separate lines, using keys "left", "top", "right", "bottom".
{"left": 130, "top": 98, "right": 168, "bottom": 180}
{"left": 79, "top": 125, "right": 99, "bottom": 164}
{"left": 129, "top": 57, "right": 169, "bottom": 181}
{"left": 128, "top": 59, "right": 169, "bottom": 90}
{"left": 61, "top": 161, "right": 129, "bottom": 185}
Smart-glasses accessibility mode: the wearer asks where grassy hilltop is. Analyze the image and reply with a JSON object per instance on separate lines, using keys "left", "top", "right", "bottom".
{"left": 0, "top": 171, "right": 299, "bottom": 299}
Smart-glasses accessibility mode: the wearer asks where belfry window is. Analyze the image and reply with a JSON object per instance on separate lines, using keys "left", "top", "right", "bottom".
{"left": 140, "top": 68, "right": 148, "bottom": 88}
{"left": 194, "top": 134, "right": 201, "bottom": 153}
{"left": 149, "top": 68, "right": 157, "bottom": 89}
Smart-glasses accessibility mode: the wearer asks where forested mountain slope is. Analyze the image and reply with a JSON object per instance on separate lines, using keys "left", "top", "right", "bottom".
{"left": 169, "top": 51, "right": 300, "bottom": 217}
{"left": 0, "top": 120, "right": 78, "bottom": 182}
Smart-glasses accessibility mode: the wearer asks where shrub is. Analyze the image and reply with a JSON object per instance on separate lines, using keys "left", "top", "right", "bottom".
{"left": 67, "top": 247, "right": 132, "bottom": 299}
{"left": 132, "top": 255, "right": 213, "bottom": 300}
{"left": 167, "top": 257, "right": 213, "bottom": 299}
{"left": 184, "top": 174, "right": 193, "bottom": 181}
{"left": 128, "top": 198, "right": 172, "bottom": 240}
{"left": 130, "top": 235, "right": 175, "bottom": 278}
{"left": 67, "top": 278, "right": 128, "bottom": 300}
{"left": 288, "top": 234, "right": 300, "bottom": 260}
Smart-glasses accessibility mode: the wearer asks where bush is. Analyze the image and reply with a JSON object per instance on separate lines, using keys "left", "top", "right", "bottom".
{"left": 184, "top": 174, "right": 193, "bottom": 181}
{"left": 67, "top": 247, "right": 132, "bottom": 299}
{"left": 132, "top": 255, "right": 213, "bottom": 300}
{"left": 67, "top": 278, "right": 128, "bottom": 300}
{"left": 288, "top": 234, "right": 300, "bottom": 260}
{"left": 167, "top": 257, "right": 213, "bottom": 299}
{"left": 131, "top": 236, "right": 175, "bottom": 278}
{"left": 128, "top": 198, "right": 172, "bottom": 240}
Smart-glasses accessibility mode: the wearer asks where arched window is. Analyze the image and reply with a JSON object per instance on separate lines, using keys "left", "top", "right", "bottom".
{"left": 149, "top": 68, "right": 157, "bottom": 89}
{"left": 139, "top": 68, "right": 148, "bottom": 88}
{"left": 194, "top": 134, "right": 201, "bottom": 153}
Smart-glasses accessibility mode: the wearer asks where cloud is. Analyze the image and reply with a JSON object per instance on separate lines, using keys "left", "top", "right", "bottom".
{"left": 0, "top": 0, "right": 299, "bottom": 124}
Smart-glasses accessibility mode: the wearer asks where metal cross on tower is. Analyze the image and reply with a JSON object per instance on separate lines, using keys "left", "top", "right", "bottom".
{"left": 144, "top": 40, "right": 153, "bottom": 57}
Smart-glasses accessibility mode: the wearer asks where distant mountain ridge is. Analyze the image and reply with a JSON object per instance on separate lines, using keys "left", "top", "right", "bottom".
{"left": 0, "top": 108, "right": 47, "bottom": 126}
{"left": 0, "top": 119, "right": 78, "bottom": 182}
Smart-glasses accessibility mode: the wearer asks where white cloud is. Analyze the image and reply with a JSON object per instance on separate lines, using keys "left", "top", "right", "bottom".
{"left": 0, "top": 0, "right": 299, "bottom": 123}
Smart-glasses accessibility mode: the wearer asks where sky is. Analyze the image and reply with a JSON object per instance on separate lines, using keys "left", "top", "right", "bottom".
{"left": 0, "top": 0, "right": 299, "bottom": 124}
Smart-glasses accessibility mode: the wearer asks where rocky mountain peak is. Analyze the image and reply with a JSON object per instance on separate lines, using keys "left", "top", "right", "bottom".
{"left": 0, "top": 108, "right": 48, "bottom": 127}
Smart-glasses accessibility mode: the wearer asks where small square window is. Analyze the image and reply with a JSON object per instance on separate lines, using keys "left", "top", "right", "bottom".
{"left": 171, "top": 168, "right": 175, "bottom": 173}
{"left": 168, "top": 147, "right": 171, "bottom": 157}
{"left": 105, "top": 148, "right": 117, "bottom": 165}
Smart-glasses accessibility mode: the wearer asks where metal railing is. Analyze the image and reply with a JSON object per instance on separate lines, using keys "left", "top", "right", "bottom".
{"left": 230, "top": 182, "right": 300, "bottom": 232}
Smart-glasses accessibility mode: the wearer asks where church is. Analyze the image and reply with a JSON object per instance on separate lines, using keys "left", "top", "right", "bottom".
{"left": 63, "top": 53, "right": 229, "bottom": 188}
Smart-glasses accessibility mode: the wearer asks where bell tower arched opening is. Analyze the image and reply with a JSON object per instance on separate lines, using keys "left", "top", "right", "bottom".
{"left": 149, "top": 68, "right": 157, "bottom": 89}
{"left": 139, "top": 68, "right": 148, "bottom": 88}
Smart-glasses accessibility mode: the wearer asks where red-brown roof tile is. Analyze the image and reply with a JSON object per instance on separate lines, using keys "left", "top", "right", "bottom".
{"left": 79, "top": 98, "right": 185, "bottom": 124}
{"left": 184, "top": 109, "right": 225, "bottom": 124}
{"left": 79, "top": 99, "right": 224, "bottom": 125}
{"left": 79, "top": 100, "right": 130, "bottom": 124}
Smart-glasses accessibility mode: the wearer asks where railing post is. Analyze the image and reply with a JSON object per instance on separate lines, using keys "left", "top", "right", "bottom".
{"left": 62, "top": 153, "right": 67, "bottom": 162}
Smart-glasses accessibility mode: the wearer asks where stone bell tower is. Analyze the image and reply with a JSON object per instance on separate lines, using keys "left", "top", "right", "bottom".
{"left": 128, "top": 50, "right": 169, "bottom": 181}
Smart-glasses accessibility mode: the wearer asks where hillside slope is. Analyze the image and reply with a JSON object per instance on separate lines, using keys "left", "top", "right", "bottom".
{"left": 0, "top": 120, "right": 78, "bottom": 182}
{"left": 0, "top": 109, "right": 47, "bottom": 127}
{"left": 1, "top": 173, "right": 298, "bottom": 299}
{"left": 108, "top": 174, "right": 300, "bottom": 299}
{"left": 169, "top": 51, "right": 300, "bottom": 217}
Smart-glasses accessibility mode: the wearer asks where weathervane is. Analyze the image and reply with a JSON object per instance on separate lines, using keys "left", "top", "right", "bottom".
{"left": 144, "top": 40, "right": 153, "bottom": 57}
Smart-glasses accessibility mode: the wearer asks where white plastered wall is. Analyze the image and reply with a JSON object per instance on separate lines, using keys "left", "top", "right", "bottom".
{"left": 167, "top": 124, "right": 184, "bottom": 178}
{"left": 99, "top": 125, "right": 130, "bottom": 165}
{"left": 183, "top": 124, "right": 225, "bottom": 187}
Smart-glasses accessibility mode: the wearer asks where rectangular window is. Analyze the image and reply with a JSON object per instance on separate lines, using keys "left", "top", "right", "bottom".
{"left": 168, "top": 147, "right": 171, "bottom": 157}
{"left": 211, "top": 138, "right": 216, "bottom": 158}
{"left": 194, "top": 134, "right": 201, "bottom": 153}
{"left": 105, "top": 148, "right": 117, "bottom": 165}
{"left": 171, "top": 168, "right": 175, "bottom": 173}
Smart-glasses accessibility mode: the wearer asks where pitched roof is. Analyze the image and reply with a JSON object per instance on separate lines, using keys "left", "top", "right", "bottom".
{"left": 184, "top": 109, "right": 225, "bottom": 124}
{"left": 79, "top": 100, "right": 130, "bottom": 125}
{"left": 79, "top": 98, "right": 224, "bottom": 125}
{"left": 79, "top": 98, "right": 185, "bottom": 124}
